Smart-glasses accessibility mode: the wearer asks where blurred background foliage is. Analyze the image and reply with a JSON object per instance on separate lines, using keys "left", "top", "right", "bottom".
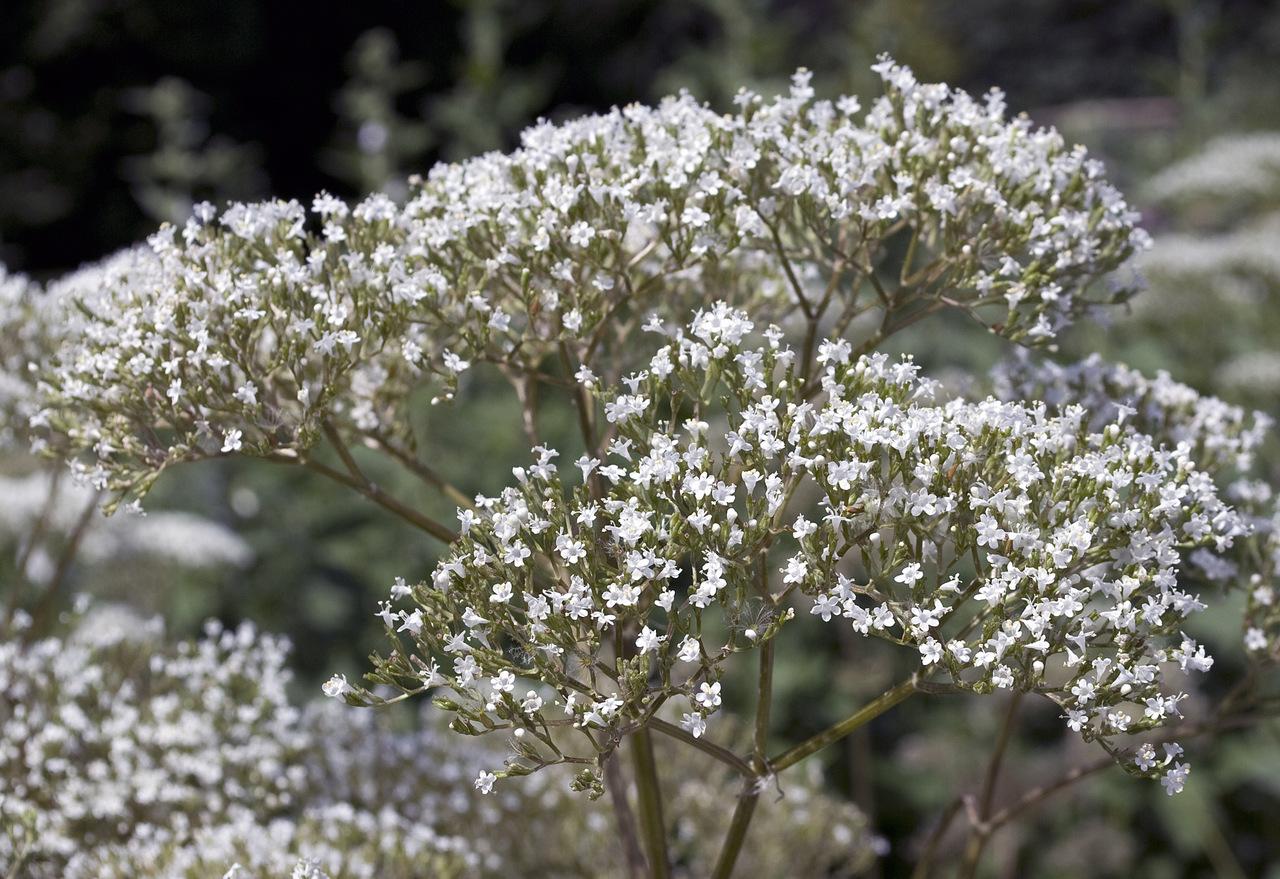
{"left": 4, "top": 1, "right": 1280, "bottom": 876}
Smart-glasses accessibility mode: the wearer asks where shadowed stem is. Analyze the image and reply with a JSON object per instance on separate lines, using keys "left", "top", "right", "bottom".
{"left": 604, "top": 753, "right": 649, "bottom": 879}
{"left": 648, "top": 717, "right": 754, "bottom": 776}
{"left": 711, "top": 785, "right": 760, "bottom": 879}
{"left": 304, "top": 456, "right": 458, "bottom": 543}
{"left": 13, "top": 466, "right": 61, "bottom": 582}
{"left": 959, "top": 690, "right": 1024, "bottom": 877}
{"left": 28, "top": 490, "right": 101, "bottom": 637}
{"left": 4, "top": 467, "right": 65, "bottom": 633}
{"left": 273, "top": 425, "right": 459, "bottom": 544}
{"left": 361, "top": 431, "right": 475, "bottom": 511}
{"left": 631, "top": 726, "right": 671, "bottom": 878}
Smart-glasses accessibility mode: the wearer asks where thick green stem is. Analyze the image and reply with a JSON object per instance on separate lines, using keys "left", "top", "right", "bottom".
{"left": 771, "top": 678, "right": 916, "bottom": 772}
{"left": 710, "top": 786, "right": 759, "bottom": 879}
{"left": 630, "top": 727, "right": 670, "bottom": 878}
{"left": 754, "top": 638, "right": 774, "bottom": 762}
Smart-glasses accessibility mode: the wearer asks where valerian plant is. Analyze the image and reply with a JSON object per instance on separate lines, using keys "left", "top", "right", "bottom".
{"left": 9, "top": 58, "right": 1278, "bottom": 877}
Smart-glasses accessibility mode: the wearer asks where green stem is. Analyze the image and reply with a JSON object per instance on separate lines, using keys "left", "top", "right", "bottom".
{"left": 771, "top": 678, "right": 916, "bottom": 772}
{"left": 711, "top": 786, "right": 760, "bottom": 879}
{"left": 288, "top": 448, "right": 458, "bottom": 544}
{"left": 754, "top": 638, "right": 774, "bottom": 762}
{"left": 648, "top": 717, "right": 754, "bottom": 776}
{"left": 362, "top": 431, "right": 475, "bottom": 511}
{"left": 711, "top": 633, "right": 777, "bottom": 878}
{"left": 979, "top": 692, "right": 1023, "bottom": 818}
{"left": 631, "top": 727, "right": 671, "bottom": 878}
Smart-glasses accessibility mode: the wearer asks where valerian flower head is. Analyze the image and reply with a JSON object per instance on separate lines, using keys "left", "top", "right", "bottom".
{"left": 992, "top": 351, "right": 1271, "bottom": 475}
{"left": 363, "top": 302, "right": 1243, "bottom": 792}
{"left": 993, "top": 351, "right": 1279, "bottom": 666}
{"left": 32, "top": 57, "right": 1146, "bottom": 510}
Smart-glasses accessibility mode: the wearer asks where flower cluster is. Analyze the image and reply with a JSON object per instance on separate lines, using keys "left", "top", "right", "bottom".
{"left": 360, "top": 303, "right": 1242, "bottom": 795}
{"left": 0, "top": 265, "right": 51, "bottom": 452}
{"left": 1143, "top": 133, "right": 1280, "bottom": 208}
{"left": 1100, "top": 133, "right": 1280, "bottom": 405}
{"left": 993, "top": 351, "right": 1278, "bottom": 659}
{"left": 0, "top": 606, "right": 310, "bottom": 874}
{"left": 32, "top": 57, "right": 1145, "bottom": 509}
{"left": 991, "top": 352, "right": 1271, "bottom": 476}
{"left": 1238, "top": 495, "right": 1280, "bottom": 660}
{"left": 0, "top": 602, "right": 871, "bottom": 878}
{"left": 0, "top": 470, "right": 252, "bottom": 575}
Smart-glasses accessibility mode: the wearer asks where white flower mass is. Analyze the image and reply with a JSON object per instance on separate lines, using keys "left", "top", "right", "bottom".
{"left": 2, "top": 55, "right": 1278, "bottom": 878}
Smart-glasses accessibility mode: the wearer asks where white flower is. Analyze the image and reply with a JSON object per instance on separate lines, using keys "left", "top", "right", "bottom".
{"left": 919, "top": 638, "right": 943, "bottom": 666}
{"left": 322, "top": 674, "right": 352, "bottom": 700}
{"left": 474, "top": 771, "right": 498, "bottom": 794}
{"left": 782, "top": 556, "right": 808, "bottom": 585}
{"left": 681, "top": 712, "right": 707, "bottom": 739}
{"left": 635, "top": 626, "right": 663, "bottom": 655}
{"left": 677, "top": 636, "right": 702, "bottom": 664}
{"left": 568, "top": 221, "right": 595, "bottom": 248}
{"left": 811, "top": 593, "right": 841, "bottom": 622}
{"left": 1161, "top": 763, "right": 1190, "bottom": 796}
{"left": 895, "top": 563, "right": 923, "bottom": 588}
{"left": 222, "top": 429, "right": 243, "bottom": 453}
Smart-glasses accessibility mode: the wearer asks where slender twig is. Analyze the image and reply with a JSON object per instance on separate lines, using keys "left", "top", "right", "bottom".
{"left": 948, "top": 700, "right": 1274, "bottom": 857}
{"left": 979, "top": 691, "right": 1023, "bottom": 818}
{"left": 560, "top": 342, "right": 597, "bottom": 454}
{"left": 912, "top": 796, "right": 963, "bottom": 879}
{"left": 900, "top": 226, "right": 921, "bottom": 285}
{"left": 3, "top": 824, "right": 34, "bottom": 879}
{"left": 285, "top": 442, "right": 458, "bottom": 544}
{"left": 361, "top": 432, "right": 475, "bottom": 511}
{"left": 648, "top": 717, "right": 754, "bottom": 776}
{"left": 507, "top": 369, "right": 541, "bottom": 447}
{"left": 761, "top": 213, "right": 814, "bottom": 320}
{"left": 981, "top": 757, "right": 1112, "bottom": 833}
{"left": 5, "top": 467, "right": 63, "bottom": 630}
{"left": 959, "top": 691, "right": 1024, "bottom": 877}
{"left": 771, "top": 678, "right": 917, "bottom": 772}
{"left": 28, "top": 490, "right": 101, "bottom": 636}
{"left": 13, "top": 466, "right": 62, "bottom": 581}
{"left": 710, "top": 629, "right": 777, "bottom": 878}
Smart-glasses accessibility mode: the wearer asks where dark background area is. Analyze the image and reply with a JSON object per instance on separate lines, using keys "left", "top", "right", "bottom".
{"left": 5, "top": 0, "right": 1279, "bottom": 275}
